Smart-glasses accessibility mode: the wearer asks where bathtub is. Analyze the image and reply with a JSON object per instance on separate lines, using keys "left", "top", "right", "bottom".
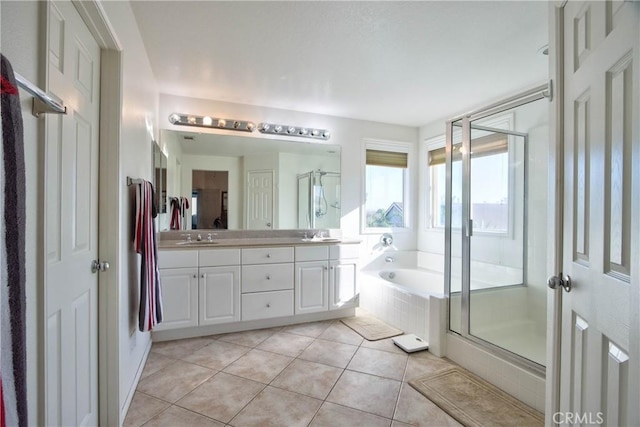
{"left": 360, "top": 252, "right": 446, "bottom": 344}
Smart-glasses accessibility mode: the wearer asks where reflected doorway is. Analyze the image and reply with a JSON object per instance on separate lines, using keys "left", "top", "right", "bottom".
{"left": 192, "top": 170, "right": 229, "bottom": 229}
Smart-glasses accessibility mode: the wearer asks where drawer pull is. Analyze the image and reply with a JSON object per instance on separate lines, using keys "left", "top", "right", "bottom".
{"left": 266, "top": 253, "right": 271, "bottom": 258}
{"left": 193, "top": 274, "right": 197, "bottom": 278}
{"left": 266, "top": 303, "right": 271, "bottom": 308}
{"left": 201, "top": 274, "right": 205, "bottom": 278}
{"left": 266, "top": 275, "right": 272, "bottom": 280}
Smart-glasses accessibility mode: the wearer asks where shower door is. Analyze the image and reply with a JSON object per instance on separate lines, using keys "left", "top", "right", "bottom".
{"left": 446, "top": 92, "right": 549, "bottom": 371}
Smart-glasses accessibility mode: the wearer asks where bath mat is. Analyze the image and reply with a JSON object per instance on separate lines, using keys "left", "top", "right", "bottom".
{"left": 340, "top": 316, "right": 403, "bottom": 341}
{"left": 409, "top": 367, "right": 543, "bottom": 427}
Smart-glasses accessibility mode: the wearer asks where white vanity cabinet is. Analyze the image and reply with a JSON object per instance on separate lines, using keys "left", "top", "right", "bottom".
{"left": 241, "top": 247, "right": 294, "bottom": 321}
{"left": 294, "top": 246, "right": 329, "bottom": 314}
{"left": 155, "top": 241, "right": 360, "bottom": 337}
{"left": 329, "top": 245, "right": 360, "bottom": 310}
{"left": 199, "top": 249, "right": 241, "bottom": 326}
{"left": 155, "top": 251, "right": 199, "bottom": 331}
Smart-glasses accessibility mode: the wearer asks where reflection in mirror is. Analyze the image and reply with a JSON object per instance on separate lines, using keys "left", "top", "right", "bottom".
{"left": 160, "top": 130, "right": 341, "bottom": 230}
{"left": 192, "top": 170, "right": 229, "bottom": 229}
{"left": 153, "top": 141, "right": 168, "bottom": 228}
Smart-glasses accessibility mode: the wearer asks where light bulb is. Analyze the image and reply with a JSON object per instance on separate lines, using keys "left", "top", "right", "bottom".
{"left": 262, "top": 123, "right": 271, "bottom": 131}
{"left": 287, "top": 126, "right": 296, "bottom": 134}
{"left": 247, "top": 122, "right": 255, "bottom": 131}
{"left": 187, "top": 116, "right": 197, "bottom": 124}
{"left": 299, "top": 128, "right": 308, "bottom": 135}
{"left": 274, "top": 125, "right": 283, "bottom": 133}
{"left": 169, "top": 113, "right": 181, "bottom": 124}
{"left": 218, "top": 119, "right": 226, "bottom": 128}
{"left": 311, "top": 129, "right": 320, "bottom": 136}
{"left": 322, "top": 131, "right": 331, "bottom": 139}
{"left": 233, "top": 121, "right": 240, "bottom": 129}
{"left": 202, "top": 116, "right": 213, "bottom": 126}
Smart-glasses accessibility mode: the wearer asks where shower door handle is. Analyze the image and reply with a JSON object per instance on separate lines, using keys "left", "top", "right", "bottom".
{"left": 266, "top": 222, "right": 272, "bottom": 228}
{"left": 547, "top": 274, "right": 572, "bottom": 292}
{"left": 466, "top": 219, "right": 473, "bottom": 237}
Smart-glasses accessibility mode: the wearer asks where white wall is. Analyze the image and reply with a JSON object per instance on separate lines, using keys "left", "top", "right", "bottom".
{"left": 0, "top": 2, "right": 44, "bottom": 424}
{"left": 99, "top": 1, "right": 159, "bottom": 421}
{"left": 159, "top": 94, "right": 419, "bottom": 252}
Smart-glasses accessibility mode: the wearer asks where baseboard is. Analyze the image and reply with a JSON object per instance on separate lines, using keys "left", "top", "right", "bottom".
{"left": 120, "top": 338, "right": 152, "bottom": 422}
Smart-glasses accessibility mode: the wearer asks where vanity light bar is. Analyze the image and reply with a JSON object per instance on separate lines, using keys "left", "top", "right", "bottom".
{"left": 258, "top": 123, "right": 331, "bottom": 140}
{"left": 168, "top": 113, "right": 255, "bottom": 133}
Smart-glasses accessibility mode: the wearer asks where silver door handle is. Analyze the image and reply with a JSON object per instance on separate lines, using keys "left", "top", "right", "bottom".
{"left": 547, "top": 274, "right": 572, "bottom": 292}
{"left": 266, "top": 222, "right": 272, "bottom": 227}
{"left": 266, "top": 275, "right": 272, "bottom": 280}
{"left": 91, "top": 260, "right": 110, "bottom": 273}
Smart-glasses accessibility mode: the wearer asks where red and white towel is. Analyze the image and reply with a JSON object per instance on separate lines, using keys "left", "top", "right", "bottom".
{"left": 134, "top": 180, "right": 163, "bottom": 332}
{"left": 169, "top": 196, "right": 189, "bottom": 230}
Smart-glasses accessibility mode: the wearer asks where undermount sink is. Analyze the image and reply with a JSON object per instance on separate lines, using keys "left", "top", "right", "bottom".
{"left": 302, "top": 237, "right": 341, "bottom": 243}
{"left": 175, "top": 240, "right": 219, "bottom": 246}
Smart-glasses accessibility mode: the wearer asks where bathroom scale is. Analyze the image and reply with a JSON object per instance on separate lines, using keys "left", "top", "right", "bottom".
{"left": 393, "top": 334, "right": 429, "bottom": 353}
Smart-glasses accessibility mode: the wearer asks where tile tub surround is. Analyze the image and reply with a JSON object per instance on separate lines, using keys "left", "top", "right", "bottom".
{"left": 125, "top": 318, "right": 466, "bottom": 427}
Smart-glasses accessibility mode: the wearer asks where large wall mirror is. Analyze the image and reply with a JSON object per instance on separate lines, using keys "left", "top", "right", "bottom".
{"left": 160, "top": 130, "right": 341, "bottom": 231}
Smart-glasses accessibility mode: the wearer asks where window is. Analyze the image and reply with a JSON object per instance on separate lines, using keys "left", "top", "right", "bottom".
{"left": 429, "top": 133, "right": 510, "bottom": 233}
{"left": 364, "top": 147, "right": 409, "bottom": 229}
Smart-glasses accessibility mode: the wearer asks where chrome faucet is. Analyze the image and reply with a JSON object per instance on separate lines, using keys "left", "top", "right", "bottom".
{"left": 196, "top": 233, "right": 202, "bottom": 241}
{"left": 207, "top": 233, "right": 214, "bottom": 242}
{"left": 181, "top": 233, "right": 192, "bottom": 243}
{"left": 385, "top": 256, "right": 395, "bottom": 263}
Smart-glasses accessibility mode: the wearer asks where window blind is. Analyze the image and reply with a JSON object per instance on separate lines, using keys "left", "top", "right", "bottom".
{"left": 366, "top": 149, "right": 408, "bottom": 168}
{"left": 428, "top": 133, "right": 508, "bottom": 166}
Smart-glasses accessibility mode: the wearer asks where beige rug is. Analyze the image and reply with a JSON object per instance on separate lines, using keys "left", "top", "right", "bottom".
{"left": 340, "top": 316, "right": 403, "bottom": 341}
{"left": 409, "top": 367, "right": 544, "bottom": 427}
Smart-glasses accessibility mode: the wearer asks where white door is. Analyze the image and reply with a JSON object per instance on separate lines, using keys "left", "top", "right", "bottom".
{"left": 295, "top": 261, "right": 329, "bottom": 314}
{"left": 556, "top": 2, "right": 639, "bottom": 425}
{"left": 246, "top": 170, "right": 274, "bottom": 229}
{"left": 199, "top": 266, "right": 241, "bottom": 325}
{"left": 44, "top": 1, "right": 101, "bottom": 425}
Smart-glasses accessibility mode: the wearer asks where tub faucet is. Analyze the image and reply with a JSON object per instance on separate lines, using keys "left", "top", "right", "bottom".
{"left": 385, "top": 256, "right": 395, "bottom": 263}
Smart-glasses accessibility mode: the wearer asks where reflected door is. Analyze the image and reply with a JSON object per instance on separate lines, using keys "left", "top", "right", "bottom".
{"left": 246, "top": 170, "right": 274, "bottom": 229}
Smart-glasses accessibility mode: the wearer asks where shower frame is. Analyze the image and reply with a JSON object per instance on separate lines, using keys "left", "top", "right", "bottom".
{"left": 297, "top": 170, "right": 340, "bottom": 229}
{"left": 445, "top": 83, "right": 549, "bottom": 376}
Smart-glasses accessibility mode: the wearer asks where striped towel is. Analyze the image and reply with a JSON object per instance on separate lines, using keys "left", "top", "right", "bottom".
{"left": 134, "top": 180, "right": 163, "bottom": 332}
{"left": 1, "top": 54, "right": 28, "bottom": 426}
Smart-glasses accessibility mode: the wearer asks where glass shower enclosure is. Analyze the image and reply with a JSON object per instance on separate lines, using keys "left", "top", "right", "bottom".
{"left": 446, "top": 87, "right": 549, "bottom": 371}
{"left": 297, "top": 170, "right": 341, "bottom": 229}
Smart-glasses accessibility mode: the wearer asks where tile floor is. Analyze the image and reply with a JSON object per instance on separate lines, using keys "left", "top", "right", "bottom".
{"left": 124, "top": 318, "right": 462, "bottom": 427}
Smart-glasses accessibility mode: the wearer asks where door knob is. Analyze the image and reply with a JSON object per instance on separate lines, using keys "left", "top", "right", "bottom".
{"left": 91, "top": 260, "right": 110, "bottom": 273}
{"left": 547, "top": 274, "right": 572, "bottom": 292}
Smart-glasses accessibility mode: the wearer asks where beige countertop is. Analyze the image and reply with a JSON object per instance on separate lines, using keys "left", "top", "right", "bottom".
{"left": 158, "top": 237, "right": 361, "bottom": 250}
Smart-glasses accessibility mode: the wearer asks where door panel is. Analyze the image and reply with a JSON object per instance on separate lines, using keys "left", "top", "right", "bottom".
{"left": 246, "top": 170, "right": 274, "bottom": 229}
{"left": 559, "top": 2, "right": 638, "bottom": 424}
{"left": 200, "top": 266, "right": 241, "bottom": 325}
{"left": 45, "top": 1, "right": 101, "bottom": 425}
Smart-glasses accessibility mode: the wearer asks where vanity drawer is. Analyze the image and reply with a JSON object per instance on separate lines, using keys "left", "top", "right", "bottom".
{"left": 199, "top": 249, "right": 241, "bottom": 267}
{"left": 242, "top": 247, "right": 294, "bottom": 264}
{"left": 295, "top": 245, "right": 329, "bottom": 262}
{"left": 242, "top": 264, "right": 294, "bottom": 293}
{"left": 158, "top": 250, "right": 198, "bottom": 269}
{"left": 242, "top": 290, "right": 293, "bottom": 321}
{"left": 329, "top": 244, "right": 361, "bottom": 260}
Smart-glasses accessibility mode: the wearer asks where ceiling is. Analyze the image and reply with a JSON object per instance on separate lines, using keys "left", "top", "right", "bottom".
{"left": 131, "top": 1, "right": 548, "bottom": 128}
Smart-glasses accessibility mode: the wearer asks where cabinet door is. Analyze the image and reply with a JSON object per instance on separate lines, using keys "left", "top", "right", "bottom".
{"left": 329, "top": 259, "right": 359, "bottom": 310}
{"left": 155, "top": 268, "right": 199, "bottom": 330}
{"left": 199, "top": 266, "right": 241, "bottom": 326}
{"left": 295, "top": 261, "right": 329, "bottom": 314}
